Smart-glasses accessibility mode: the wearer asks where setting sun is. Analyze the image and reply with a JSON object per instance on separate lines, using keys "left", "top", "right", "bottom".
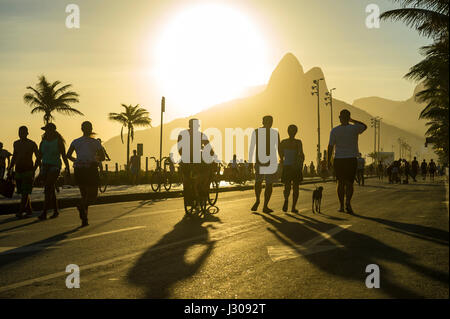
{"left": 154, "top": 4, "right": 270, "bottom": 115}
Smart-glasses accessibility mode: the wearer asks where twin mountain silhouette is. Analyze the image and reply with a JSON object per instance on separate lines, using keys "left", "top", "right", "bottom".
{"left": 104, "top": 53, "right": 431, "bottom": 165}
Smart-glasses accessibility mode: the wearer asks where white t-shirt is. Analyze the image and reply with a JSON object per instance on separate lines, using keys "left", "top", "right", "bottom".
{"left": 70, "top": 136, "right": 103, "bottom": 168}
{"left": 329, "top": 123, "right": 365, "bottom": 159}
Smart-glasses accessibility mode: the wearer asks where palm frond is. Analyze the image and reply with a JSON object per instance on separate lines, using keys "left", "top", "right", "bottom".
{"left": 380, "top": 8, "right": 448, "bottom": 38}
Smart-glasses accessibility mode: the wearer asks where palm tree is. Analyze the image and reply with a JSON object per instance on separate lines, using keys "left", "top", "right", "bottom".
{"left": 24, "top": 75, "right": 83, "bottom": 124}
{"left": 380, "top": 0, "right": 449, "bottom": 39}
{"left": 381, "top": 0, "right": 449, "bottom": 163}
{"left": 109, "top": 104, "right": 152, "bottom": 169}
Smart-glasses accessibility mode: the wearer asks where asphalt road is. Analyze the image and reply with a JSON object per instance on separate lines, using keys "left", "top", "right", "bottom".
{"left": 0, "top": 178, "right": 448, "bottom": 298}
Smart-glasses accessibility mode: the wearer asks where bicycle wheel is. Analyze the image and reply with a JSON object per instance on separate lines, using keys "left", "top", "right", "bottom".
{"left": 184, "top": 198, "right": 196, "bottom": 215}
{"left": 198, "top": 196, "right": 208, "bottom": 218}
{"left": 99, "top": 172, "right": 108, "bottom": 193}
{"left": 208, "top": 180, "right": 219, "bottom": 206}
{"left": 99, "top": 183, "right": 107, "bottom": 193}
{"left": 163, "top": 172, "right": 172, "bottom": 191}
{"left": 150, "top": 170, "right": 161, "bottom": 192}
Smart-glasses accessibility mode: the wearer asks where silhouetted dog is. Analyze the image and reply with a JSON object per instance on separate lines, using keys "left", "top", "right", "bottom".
{"left": 312, "top": 186, "right": 323, "bottom": 214}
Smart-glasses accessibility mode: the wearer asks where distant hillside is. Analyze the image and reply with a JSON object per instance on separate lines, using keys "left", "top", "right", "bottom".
{"left": 353, "top": 84, "right": 427, "bottom": 136}
{"left": 104, "top": 53, "right": 433, "bottom": 168}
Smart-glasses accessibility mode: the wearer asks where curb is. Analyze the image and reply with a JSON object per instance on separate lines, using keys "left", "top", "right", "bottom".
{"left": 0, "top": 177, "right": 375, "bottom": 215}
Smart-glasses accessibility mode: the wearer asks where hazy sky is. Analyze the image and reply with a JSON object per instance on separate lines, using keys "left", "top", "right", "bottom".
{"left": 0, "top": 0, "right": 430, "bottom": 150}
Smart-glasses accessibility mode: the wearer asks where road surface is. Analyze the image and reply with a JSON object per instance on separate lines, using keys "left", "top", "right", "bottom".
{"left": 0, "top": 178, "right": 448, "bottom": 298}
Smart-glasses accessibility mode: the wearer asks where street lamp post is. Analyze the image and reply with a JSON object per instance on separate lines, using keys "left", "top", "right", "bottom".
{"left": 160, "top": 96, "right": 165, "bottom": 172}
{"left": 324, "top": 88, "right": 336, "bottom": 129}
{"left": 312, "top": 78, "right": 324, "bottom": 171}
{"left": 370, "top": 117, "right": 381, "bottom": 163}
{"left": 378, "top": 118, "right": 382, "bottom": 155}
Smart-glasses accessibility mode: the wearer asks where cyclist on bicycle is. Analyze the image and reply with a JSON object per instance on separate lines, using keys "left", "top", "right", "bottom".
{"left": 177, "top": 119, "right": 215, "bottom": 203}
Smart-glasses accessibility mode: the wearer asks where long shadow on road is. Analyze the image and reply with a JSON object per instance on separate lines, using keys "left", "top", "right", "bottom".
{"left": 255, "top": 211, "right": 448, "bottom": 298}
{"left": 353, "top": 213, "right": 449, "bottom": 246}
{"left": 0, "top": 227, "right": 81, "bottom": 274}
{"left": 127, "top": 214, "right": 221, "bottom": 298}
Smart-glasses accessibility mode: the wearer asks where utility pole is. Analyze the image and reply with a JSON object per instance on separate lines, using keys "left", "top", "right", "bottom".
{"left": 398, "top": 138, "right": 403, "bottom": 159}
{"left": 377, "top": 118, "right": 382, "bottom": 155}
{"left": 312, "top": 78, "right": 324, "bottom": 171}
{"left": 160, "top": 96, "right": 165, "bottom": 172}
{"left": 371, "top": 118, "right": 377, "bottom": 163}
{"left": 370, "top": 117, "right": 381, "bottom": 162}
{"left": 324, "top": 88, "right": 336, "bottom": 129}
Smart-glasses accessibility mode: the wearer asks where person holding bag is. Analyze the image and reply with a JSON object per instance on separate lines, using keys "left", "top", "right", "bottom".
{"left": 37, "top": 123, "right": 70, "bottom": 220}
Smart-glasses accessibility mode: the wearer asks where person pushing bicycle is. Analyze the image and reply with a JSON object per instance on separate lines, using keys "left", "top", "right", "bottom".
{"left": 177, "top": 119, "right": 215, "bottom": 204}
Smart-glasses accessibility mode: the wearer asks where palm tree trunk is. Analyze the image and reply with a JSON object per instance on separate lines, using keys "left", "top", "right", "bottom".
{"left": 126, "top": 126, "right": 130, "bottom": 172}
{"left": 44, "top": 113, "right": 50, "bottom": 125}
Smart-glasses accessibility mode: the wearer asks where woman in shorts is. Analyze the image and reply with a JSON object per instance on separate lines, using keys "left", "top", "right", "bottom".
{"left": 38, "top": 123, "right": 70, "bottom": 220}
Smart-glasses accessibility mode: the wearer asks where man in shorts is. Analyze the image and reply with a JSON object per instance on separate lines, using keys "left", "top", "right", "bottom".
{"left": 327, "top": 109, "right": 367, "bottom": 214}
{"left": 279, "top": 124, "right": 304, "bottom": 213}
{"left": 249, "top": 115, "right": 281, "bottom": 213}
{"left": 8, "top": 126, "right": 41, "bottom": 218}
{"left": 0, "top": 142, "right": 12, "bottom": 180}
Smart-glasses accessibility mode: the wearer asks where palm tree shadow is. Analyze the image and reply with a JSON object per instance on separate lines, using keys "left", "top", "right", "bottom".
{"left": 255, "top": 212, "right": 447, "bottom": 298}
{"left": 127, "top": 214, "right": 221, "bottom": 298}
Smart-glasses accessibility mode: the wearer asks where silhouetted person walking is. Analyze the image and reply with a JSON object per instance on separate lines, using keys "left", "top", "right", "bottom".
{"left": 421, "top": 159, "right": 428, "bottom": 180}
{"left": 279, "top": 125, "right": 305, "bottom": 213}
{"left": 249, "top": 115, "right": 280, "bottom": 213}
{"left": 403, "top": 159, "right": 410, "bottom": 184}
{"left": 377, "top": 161, "right": 384, "bottom": 180}
{"left": 67, "top": 121, "right": 105, "bottom": 227}
{"left": 129, "top": 150, "right": 140, "bottom": 185}
{"left": 327, "top": 109, "right": 367, "bottom": 214}
{"left": 8, "top": 126, "right": 40, "bottom": 219}
{"left": 37, "top": 123, "right": 70, "bottom": 220}
{"left": 356, "top": 153, "right": 365, "bottom": 186}
{"left": 309, "top": 161, "right": 316, "bottom": 176}
{"left": 411, "top": 157, "right": 419, "bottom": 182}
{"left": 0, "top": 142, "right": 12, "bottom": 180}
{"left": 429, "top": 159, "right": 437, "bottom": 181}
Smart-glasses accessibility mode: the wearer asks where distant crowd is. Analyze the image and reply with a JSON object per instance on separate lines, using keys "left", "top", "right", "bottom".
{"left": 372, "top": 157, "right": 445, "bottom": 184}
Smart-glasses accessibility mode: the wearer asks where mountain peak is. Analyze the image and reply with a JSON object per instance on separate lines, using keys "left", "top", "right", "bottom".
{"left": 305, "top": 67, "right": 325, "bottom": 80}
{"left": 266, "top": 53, "right": 305, "bottom": 92}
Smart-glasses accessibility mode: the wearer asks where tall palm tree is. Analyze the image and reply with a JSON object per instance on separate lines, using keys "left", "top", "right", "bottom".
{"left": 381, "top": 0, "right": 449, "bottom": 163}
{"left": 109, "top": 104, "right": 152, "bottom": 169}
{"left": 24, "top": 75, "right": 83, "bottom": 124}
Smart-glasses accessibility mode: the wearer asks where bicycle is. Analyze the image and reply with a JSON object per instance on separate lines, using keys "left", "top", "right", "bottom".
{"left": 182, "top": 163, "right": 219, "bottom": 217}
{"left": 150, "top": 157, "right": 172, "bottom": 192}
{"left": 98, "top": 160, "right": 110, "bottom": 193}
{"left": 208, "top": 162, "right": 221, "bottom": 206}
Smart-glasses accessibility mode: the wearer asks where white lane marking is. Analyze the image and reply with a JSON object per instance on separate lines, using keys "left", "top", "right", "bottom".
{"left": 60, "top": 226, "right": 146, "bottom": 243}
{"left": 267, "top": 225, "right": 351, "bottom": 262}
{"left": 0, "top": 226, "right": 146, "bottom": 255}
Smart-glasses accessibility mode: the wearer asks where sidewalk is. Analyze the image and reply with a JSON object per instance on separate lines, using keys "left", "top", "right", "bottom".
{"left": 0, "top": 176, "right": 339, "bottom": 215}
